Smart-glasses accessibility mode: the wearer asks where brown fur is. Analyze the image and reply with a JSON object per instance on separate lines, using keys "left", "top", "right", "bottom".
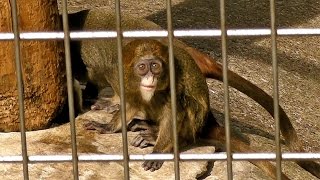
{"left": 83, "top": 38, "right": 289, "bottom": 179}
{"left": 78, "top": 8, "right": 301, "bottom": 151}
{"left": 77, "top": 9, "right": 319, "bottom": 178}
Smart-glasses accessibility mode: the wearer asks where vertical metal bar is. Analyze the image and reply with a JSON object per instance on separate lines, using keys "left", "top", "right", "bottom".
{"left": 9, "top": 0, "right": 29, "bottom": 179}
{"left": 61, "top": 0, "right": 79, "bottom": 179}
{"left": 115, "top": 1, "right": 130, "bottom": 179}
{"left": 269, "top": 0, "right": 282, "bottom": 179}
{"left": 220, "top": 0, "right": 233, "bottom": 179}
{"left": 166, "top": 0, "right": 180, "bottom": 179}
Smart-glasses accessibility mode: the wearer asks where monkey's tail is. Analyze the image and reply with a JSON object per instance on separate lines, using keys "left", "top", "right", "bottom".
{"left": 199, "top": 126, "right": 290, "bottom": 180}
{"left": 296, "top": 161, "right": 320, "bottom": 179}
{"left": 184, "top": 46, "right": 320, "bottom": 179}
{"left": 184, "top": 46, "right": 300, "bottom": 150}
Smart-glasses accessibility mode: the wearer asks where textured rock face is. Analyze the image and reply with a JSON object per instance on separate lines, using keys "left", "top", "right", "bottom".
{"left": 0, "top": 111, "right": 215, "bottom": 180}
{"left": 0, "top": 110, "right": 318, "bottom": 180}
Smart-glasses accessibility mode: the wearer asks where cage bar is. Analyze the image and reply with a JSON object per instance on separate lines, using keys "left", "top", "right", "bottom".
{"left": 219, "top": 0, "right": 233, "bottom": 179}
{"left": 1, "top": 153, "right": 320, "bottom": 164}
{"left": 9, "top": 0, "right": 29, "bottom": 179}
{"left": 114, "top": 0, "right": 131, "bottom": 179}
{"left": 60, "top": 0, "right": 80, "bottom": 179}
{"left": 269, "top": 0, "right": 282, "bottom": 179}
{"left": 1, "top": 28, "right": 320, "bottom": 41}
{"left": 166, "top": 0, "right": 181, "bottom": 179}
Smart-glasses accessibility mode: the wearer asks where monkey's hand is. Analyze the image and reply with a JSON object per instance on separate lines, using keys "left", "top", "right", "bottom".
{"left": 83, "top": 121, "right": 114, "bottom": 134}
{"left": 142, "top": 159, "right": 164, "bottom": 172}
{"left": 128, "top": 119, "right": 158, "bottom": 148}
{"left": 131, "top": 130, "right": 157, "bottom": 148}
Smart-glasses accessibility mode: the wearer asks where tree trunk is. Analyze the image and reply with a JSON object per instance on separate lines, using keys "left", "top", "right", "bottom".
{"left": 0, "top": 0, "right": 66, "bottom": 132}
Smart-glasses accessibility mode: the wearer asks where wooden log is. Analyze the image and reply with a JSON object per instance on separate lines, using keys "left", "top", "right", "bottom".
{"left": 0, "top": 0, "right": 66, "bottom": 131}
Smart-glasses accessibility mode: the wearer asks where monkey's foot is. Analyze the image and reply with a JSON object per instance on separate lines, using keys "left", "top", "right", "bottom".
{"left": 83, "top": 121, "right": 114, "bottom": 134}
{"left": 104, "top": 104, "right": 120, "bottom": 114}
{"left": 91, "top": 99, "right": 120, "bottom": 114}
{"left": 142, "top": 160, "right": 164, "bottom": 172}
{"left": 128, "top": 119, "right": 156, "bottom": 132}
{"left": 131, "top": 130, "right": 156, "bottom": 148}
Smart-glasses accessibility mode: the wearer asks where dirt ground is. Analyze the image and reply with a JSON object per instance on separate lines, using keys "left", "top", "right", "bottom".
{"left": 58, "top": 0, "right": 319, "bottom": 178}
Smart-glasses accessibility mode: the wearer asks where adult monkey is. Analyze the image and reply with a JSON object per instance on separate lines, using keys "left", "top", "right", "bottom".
{"left": 73, "top": 9, "right": 319, "bottom": 178}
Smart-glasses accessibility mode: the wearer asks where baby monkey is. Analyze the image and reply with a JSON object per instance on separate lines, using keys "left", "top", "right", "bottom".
{"left": 75, "top": 9, "right": 319, "bottom": 178}
{"left": 84, "top": 39, "right": 290, "bottom": 179}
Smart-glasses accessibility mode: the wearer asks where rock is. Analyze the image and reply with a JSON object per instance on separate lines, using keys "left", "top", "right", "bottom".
{"left": 0, "top": 110, "right": 214, "bottom": 180}
{"left": 2, "top": 110, "right": 316, "bottom": 179}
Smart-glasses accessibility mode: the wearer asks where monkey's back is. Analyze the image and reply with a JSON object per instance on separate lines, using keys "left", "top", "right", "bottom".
{"left": 172, "top": 47, "right": 212, "bottom": 140}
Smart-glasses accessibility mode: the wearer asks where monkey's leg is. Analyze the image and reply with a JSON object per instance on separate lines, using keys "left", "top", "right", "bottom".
{"left": 90, "top": 97, "right": 112, "bottom": 110}
{"left": 84, "top": 104, "right": 143, "bottom": 133}
{"left": 128, "top": 119, "right": 158, "bottom": 132}
{"left": 89, "top": 85, "right": 120, "bottom": 113}
{"left": 84, "top": 110, "right": 123, "bottom": 133}
{"left": 200, "top": 126, "right": 290, "bottom": 180}
{"left": 91, "top": 99, "right": 120, "bottom": 114}
{"left": 84, "top": 120, "right": 115, "bottom": 134}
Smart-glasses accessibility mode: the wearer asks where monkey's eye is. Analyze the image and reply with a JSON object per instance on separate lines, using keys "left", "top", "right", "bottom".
{"left": 138, "top": 64, "right": 146, "bottom": 71}
{"left": 135, "top": 63, "right": 149, "bottom": 76}
{"left": 151, "top": 62, "right": 162, "bottom": 75}
{"left": 151, "top": 63, "right": 159, "bottom": 69}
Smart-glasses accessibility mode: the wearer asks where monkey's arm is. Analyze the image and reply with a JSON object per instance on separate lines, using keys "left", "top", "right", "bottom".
{"left": 141, "top": 103, "right": 181, "bottom": 172}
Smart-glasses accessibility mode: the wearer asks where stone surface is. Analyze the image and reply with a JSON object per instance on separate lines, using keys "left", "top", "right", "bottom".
{"left": 0, "top": 110, "right": 214, "bottom": 180}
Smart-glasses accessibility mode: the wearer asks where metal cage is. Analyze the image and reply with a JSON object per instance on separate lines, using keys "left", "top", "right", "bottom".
{"left": 1, "top": 0, "right": 320, "bottom": 179}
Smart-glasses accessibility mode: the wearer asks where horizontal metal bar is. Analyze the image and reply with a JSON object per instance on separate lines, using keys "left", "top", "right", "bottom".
{"left": 1, "top": 153, "right": 320, "bottom": 163}
{"left": 0, "top": 155, "right": 23, "bottom": 162}
{"left": 0, "top": 28, "right": 319, "bottom": 41}
{"left": 29, "top": 155, "right": 72, "bottom": 162}
{"left": 80, "top": 154, "right": 175, "bottom": 162}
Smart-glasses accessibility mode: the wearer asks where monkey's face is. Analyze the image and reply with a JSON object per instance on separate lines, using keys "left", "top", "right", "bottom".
{"left": 124, "top": 40, "right": 170, "bottom": 102}
{"left": 134, "top": 55, "right": 164, "bottom": 102}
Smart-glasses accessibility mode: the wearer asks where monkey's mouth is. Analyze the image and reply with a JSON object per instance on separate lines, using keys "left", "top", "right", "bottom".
{"left": 140, "top": 85, "right": 155, "bottom": 91}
